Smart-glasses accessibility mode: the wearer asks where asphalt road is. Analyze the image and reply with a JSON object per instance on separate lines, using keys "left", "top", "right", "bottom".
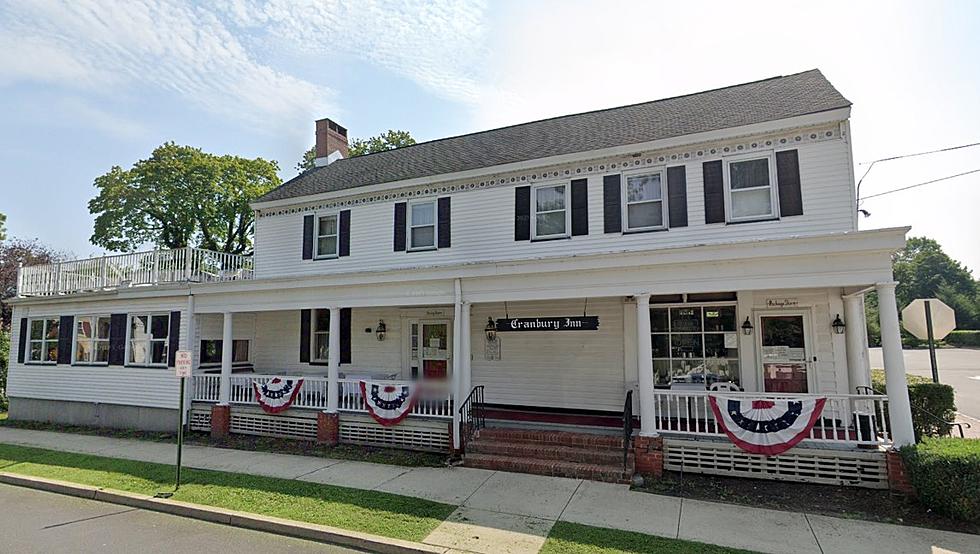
{"left": 0, "top": 484, "right": 364, "bottom": 554}
{"left": 869, "top": 346, "right": 980, "bottom": 421}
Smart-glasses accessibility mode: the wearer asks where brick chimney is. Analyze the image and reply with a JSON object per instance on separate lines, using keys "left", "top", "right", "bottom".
{"left": 314, "top": 118, "right": 348, "bottom": 167}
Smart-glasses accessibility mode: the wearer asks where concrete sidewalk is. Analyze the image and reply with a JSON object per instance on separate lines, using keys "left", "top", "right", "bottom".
{"left": 0, "top": 427, "right": 975, "bottom": 554}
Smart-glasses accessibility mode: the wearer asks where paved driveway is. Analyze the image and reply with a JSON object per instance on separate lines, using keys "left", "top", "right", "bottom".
{"left": 869, "top": 347, "right": 980, "bottom": 423}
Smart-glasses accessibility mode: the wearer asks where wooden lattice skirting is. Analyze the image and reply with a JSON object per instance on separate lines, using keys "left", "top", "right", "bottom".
{"left": 664, "top": 438, "right": 888, "bottom": 489}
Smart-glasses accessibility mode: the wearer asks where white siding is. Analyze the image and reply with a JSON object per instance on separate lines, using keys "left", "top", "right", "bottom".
{"left": 470, "top": 298, "right": 627, "bottom": 412}
{"left": 7, "top": 295, "right": 189, "bottom": 409}
{"left": 254, "top": 131, "right": 856, "bottom": 280}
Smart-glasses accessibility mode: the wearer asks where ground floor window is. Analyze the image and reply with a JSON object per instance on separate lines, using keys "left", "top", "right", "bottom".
{"left": 651, "top": 305, "right": 740, "bottom": 387}
{"left": 28, "top": 317, "right": 59, "bottom": 363}
{"left": 200, "top": 339, "right": 250, "bottom": 365}
{"left": 75, "top": 315, "right": 110, "bottom": 364}
{"left": 312, "top": 309, "right": 330, "bottom": 362}
{"left": 128, "top": 313, "right": 169, "bottom": 366}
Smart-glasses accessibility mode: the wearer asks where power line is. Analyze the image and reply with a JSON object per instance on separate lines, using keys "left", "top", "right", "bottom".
{"left": 857, "top": 141, "right": 980, "bottom": 165}
{"left": 858, "top": 168, "right": 980, "bottom": 201}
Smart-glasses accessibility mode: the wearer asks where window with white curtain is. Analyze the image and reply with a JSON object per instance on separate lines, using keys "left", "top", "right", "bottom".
{"left": 532, "top": 183, "right": 568, "bottom": 238}
{"left": 128, "top": 313, "right": 169, "bottom": 366}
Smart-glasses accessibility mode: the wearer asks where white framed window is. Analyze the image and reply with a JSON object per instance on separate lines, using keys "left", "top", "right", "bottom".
{"left": 74, "top": 315, "right": 110, "bottom": 365}
{"left": 650, "top": 303, "right": 740, "bottom": 388}
{"left": 622, "top": 169, "right": 666, "bottom": 231}
{"left": 200, "top": 339, "right": 250, "bottom": 365}
{"left": 312, "top": 309, "right": 330, "bottom": 362}
{"left": 725, "top": 153, "right": 777, "bottom": 222}
{"left": 127, "top": 313, "right": 170, "bottom": 366}
{"left": 27, "top": 317, "right": 59, "bottom": 363}
{"left": 409, "top": 200, "right": 437, "bottom": 250}
{"left": 315, "top": 213, "right": 339, "bottom": 258}
{"left": 532, "top": 182, "right": 569, "bottom": 239}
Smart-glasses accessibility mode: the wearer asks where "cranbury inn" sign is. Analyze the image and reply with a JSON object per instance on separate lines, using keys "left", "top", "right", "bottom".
{"left": 495, "top": 316, "right": 600, "bottom": 332}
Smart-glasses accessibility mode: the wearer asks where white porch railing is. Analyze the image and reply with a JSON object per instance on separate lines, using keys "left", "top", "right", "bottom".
{"left": 17, "top": 247, "right": 253, "bottom": 296}
{"left": 651, "top": 390, "right": 892, "bottom": 446}
{"left": 191, "top": 374, "right": 454, "bottom": 419}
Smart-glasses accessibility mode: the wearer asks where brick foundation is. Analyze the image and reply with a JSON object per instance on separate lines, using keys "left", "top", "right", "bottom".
{"left": 317, "top": 411, "right": 339, "bottom": 446}
{"left": 886, "top": 449, "right": 914, "bottom": 495}
{"left": 210, "top": 404, "right": 231, "bottom": 439}
{"left": 633, "top": 435, "right": 664, "bottom": 478}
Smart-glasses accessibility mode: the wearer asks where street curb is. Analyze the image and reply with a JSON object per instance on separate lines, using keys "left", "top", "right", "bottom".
{"left": 0, "top": 472, "right": 447, "bottom": 554}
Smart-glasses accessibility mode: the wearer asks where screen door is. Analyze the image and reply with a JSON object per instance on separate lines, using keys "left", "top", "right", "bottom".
{"left": 760, "top": 314, "right": 810, "bottom": 393}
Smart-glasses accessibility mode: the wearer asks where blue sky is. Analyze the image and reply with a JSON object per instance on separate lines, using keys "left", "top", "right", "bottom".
{"left": 2, "top": 0, "right": 979, "bottom": 271}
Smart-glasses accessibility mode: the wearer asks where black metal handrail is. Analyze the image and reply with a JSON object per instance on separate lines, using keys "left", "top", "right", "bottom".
{"left": 622, "top": 390, "right": 633, "bottom": 471}
{"left": 917, "top": 406, "right": 970, "bottom": 439}
{"left": 458, "top": 385, "right": 485, "bottom": 453}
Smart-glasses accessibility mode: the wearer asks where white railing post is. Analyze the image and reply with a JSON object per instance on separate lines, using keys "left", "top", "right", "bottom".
{"left": 635, "top": 293, "right": 657, "bottom": 436}
{"left": 54, "top": 262, "right": 62, "bottom": 294}
{"left": 16, "top": 263, "right": 23, "bottom": 297}
{"left": 185, "top": 246, "right": 193, "bottom": 281}
{"left": 327, "top": 307, "right": 341, "bottom": 413}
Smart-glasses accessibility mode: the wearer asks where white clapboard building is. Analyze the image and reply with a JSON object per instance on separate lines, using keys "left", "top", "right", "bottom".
{"left": 7, "top": 70, "right": 915, "bottom": 488}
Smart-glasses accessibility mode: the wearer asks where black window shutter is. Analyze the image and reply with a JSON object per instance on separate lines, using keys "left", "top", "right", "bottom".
{"left": 702, "top": 160, "right": 726, "bottom": 224}
{"left": 514, "top": 186, "right": 531, "bottom": 241}
{"left": 302, "top": 214, "right": 314, "bottom": 260}
{"left": 776, "top": 149, "right": 804, "bottom": 217}
{"left": 393, "top": 203, "right": 407, "bottom": 251}
{"left": 339, "top": 209, "right": 351, "bottom": 257}
{"left": 340, "top": 308, "right": 352, "bottom": 364}
{"left": 666, "top": 166, "right": 688, "bottom": 228}
{"left": 17, "top": 317, "right": 27, "bottom": 364}
{"left": 571, "top": 179, "right": 589, "bottom": 236}
{"left": 437, "top": 197, "right": 451, "bottom": 248}
{"left": 602, "top": 174, "right": 622, "bottom": 233}
{"left": 168, "top": 311, "right": 181, "bottom": 367}
{"left": 299, "top": 309, "right": 311, "bottom": 363}
{"left": 108, "top": 313, "right": 127, "bottom": 366}
{"left": 57, "top": 315, "right": 73, "bottom": 365}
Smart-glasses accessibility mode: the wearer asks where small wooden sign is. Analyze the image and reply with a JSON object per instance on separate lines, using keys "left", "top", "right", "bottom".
{"left": 495, "top": 316, "right": 599, "bottom": 332}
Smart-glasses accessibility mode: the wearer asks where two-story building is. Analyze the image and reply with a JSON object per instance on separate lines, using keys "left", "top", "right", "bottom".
{"left": 7, "top": 69, "right": 915, "bottom": 488}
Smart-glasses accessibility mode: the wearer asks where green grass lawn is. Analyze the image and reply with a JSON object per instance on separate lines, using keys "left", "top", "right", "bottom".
{"left": 0, "top": 443, "right": 454, "bottom": 541}
{"left": 541, "top": 522, "right": 759, "bottom": 554}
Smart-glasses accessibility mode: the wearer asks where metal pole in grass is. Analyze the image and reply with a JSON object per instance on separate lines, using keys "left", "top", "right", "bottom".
{"left": 158, "top": 350, "right": 192, "bottom": 498}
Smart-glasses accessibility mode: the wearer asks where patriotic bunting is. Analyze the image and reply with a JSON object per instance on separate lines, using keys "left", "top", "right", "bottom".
{"left": 360, "top": 381, "right": 418, "bottom": 426}
{"left": 708, "top": 394, "right": 827, "bottom": 456}
{"left": 253, "top": 377, "right": 304, "bottom": 414}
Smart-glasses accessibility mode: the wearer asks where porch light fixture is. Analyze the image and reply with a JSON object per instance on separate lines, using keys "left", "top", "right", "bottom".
{"left": 485, "top": 317, "right": 498, "bottom": 342}
{"left": 741, "top": 317, "right": 754, "bottom": 336}
{"left": 832, "top": 314, "right": 846, "bottom": 335}
{"left": 375, "top": 320, "right": 387, "bottom": 341}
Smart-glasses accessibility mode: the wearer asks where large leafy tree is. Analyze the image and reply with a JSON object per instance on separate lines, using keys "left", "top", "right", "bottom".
{"left": 296, "top": 129, "right": 416, "bottom": 172}
{"left": 89, "top": 143, "right": 281, "bottom": 255}
{"left": 0, "top": 238, "right": 70, "bottom": 329}
{"left": 0, "top": 212, "right": 6, "bottom": 241}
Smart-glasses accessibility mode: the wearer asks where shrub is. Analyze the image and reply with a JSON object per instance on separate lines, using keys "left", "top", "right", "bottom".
{"left": 945, "top": 330, "right": 980, "bottom": 348}
{"left": 902, "top": 438, "right": 980, "bottom": 522}
{"left": 870, "top": 369, "right": 955, "bottom": 440}
{"left": 0, "top": 330, "right": 8, "bottom": 411}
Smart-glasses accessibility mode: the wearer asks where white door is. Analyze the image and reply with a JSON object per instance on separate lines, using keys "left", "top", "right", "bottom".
{"left": 758, "top": 312, "right": 812, "bottom": 393}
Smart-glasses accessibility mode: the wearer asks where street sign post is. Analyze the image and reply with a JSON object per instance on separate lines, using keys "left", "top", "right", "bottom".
{"left": 173, "top": 350, "right": 192, "bottom": 490}
{"left": 902, "top": 298, "right": 956, "bottom": 383}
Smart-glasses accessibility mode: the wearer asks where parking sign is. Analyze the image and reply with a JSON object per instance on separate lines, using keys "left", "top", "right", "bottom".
{"left": 175, "top": 350, "right": 192, "bottom": 378}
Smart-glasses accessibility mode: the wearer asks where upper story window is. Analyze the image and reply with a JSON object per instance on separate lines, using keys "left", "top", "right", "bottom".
{"left": 533, "top": 183, "right": 569, "bottom": 239}
{"left": 409, "top": 201, "right": 436, "bottom": 250}
{"left": 27, "top": 317, "right": 59, "bottom": 363}
{"left": 725, "top": 154, "right": 777, "bottom": 222}
{"left": 128, "top": 313, "right": 169, "bottom": 366}
{"left": 316, "top": 214, "right": 338, "bottom": 258}
{"left": 312, "top": 309, "right": 330, "bottom": 362}
{"left": 74, "top": 315, "right": 110, "bottom": 365}
{"left": 623, "top": 170, "right": 666, "bottom": 231}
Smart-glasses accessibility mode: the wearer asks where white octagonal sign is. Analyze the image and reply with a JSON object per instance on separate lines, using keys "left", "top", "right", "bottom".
{"left": 902, "top": 298, "right": 956, "bottom": 340}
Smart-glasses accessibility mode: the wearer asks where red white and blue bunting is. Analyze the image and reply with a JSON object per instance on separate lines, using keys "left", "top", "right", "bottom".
{"left": 253, "top": 378, "right": 304, "bottom": 414}
{"left": 360, "top": 381, "right": 418, "bottom": 427}
{"left": 708, "top": 394, "right": 827, "bottom": 456}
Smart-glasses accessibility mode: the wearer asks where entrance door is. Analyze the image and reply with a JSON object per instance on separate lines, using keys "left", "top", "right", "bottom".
{"left": 759, "top": 314, "right": 810, "bottom": 393}
{"left": 420, "top": 321, "right": 450, "bottom": 380}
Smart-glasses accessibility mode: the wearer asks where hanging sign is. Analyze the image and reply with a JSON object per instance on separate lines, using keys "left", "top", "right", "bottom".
{"left": 253, "top": 378, "right": 304, "bottom": 414}
{"left": 708, "top": 394, "right": 827, "bottom": 456}
{"left": 495, "top": 316, "right": 599, "bottom": 332}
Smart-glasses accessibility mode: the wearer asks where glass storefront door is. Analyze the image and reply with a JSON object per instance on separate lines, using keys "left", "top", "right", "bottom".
{"left": 420, "top": 321, "right": 449, "bottom": 380}
{"left": 760, "top": 314, "right": 810, "bottom": 393}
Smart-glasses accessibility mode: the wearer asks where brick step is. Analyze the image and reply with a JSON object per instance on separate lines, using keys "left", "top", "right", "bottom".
{"left": 463, "top": 453, "right": 633, "bottom": 484}
{"left": 468, "top": 439, "right": 630, "bottom": 465}
{"left": 476, "top": 427, "right": 626, "bottom": 450}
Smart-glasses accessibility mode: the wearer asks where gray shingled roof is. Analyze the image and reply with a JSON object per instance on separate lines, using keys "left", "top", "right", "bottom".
{"left": 257, "top": 69, "right": 849, "bottom": 203}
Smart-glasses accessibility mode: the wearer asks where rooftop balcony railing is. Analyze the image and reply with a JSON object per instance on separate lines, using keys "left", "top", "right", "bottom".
{"left": 17, "top": 247, "right": 253, "bottom": 297}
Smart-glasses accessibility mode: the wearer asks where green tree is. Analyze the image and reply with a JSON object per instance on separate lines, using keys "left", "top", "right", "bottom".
{"left": 296, "top": 129, "right": 416, "bottom": 172}
{"left": 89, "top": 143, "right": 281, "bottom": 255}
{"left": 0, "top": 212, "right": 6, "bottom": 241}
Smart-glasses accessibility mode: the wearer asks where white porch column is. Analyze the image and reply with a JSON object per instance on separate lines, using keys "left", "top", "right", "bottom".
{"left": 876, "top": 282, "right": 915, "bottom": 447}
{"left": 843, "top": 293, "right": 871, "bottom": 393}
{"left": 635, "top": 294, "right": 657, "bottom": 436}
{"left": 460, "top": 301, "right": 472, "bottom": 398}
{"left": 326, "top": 306, "right": 341, "bottom": 413}
{"left": 451, "top": 280, "right": 463, "bottom": 450}
{"left": 218, "top": 311, "right": 233, "bottom": 405}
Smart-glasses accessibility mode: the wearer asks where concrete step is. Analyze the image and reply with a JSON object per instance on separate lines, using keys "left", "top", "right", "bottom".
{"left": 477, "top": 427, "right": 626, "bottom": 450}
{"left": 462, "top": 453, "right": 633, "bottom": 484}
{"left": 468, "top": 439, "right": 630, "bottom": 466}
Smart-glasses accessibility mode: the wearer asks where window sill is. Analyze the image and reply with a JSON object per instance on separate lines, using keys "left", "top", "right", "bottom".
{"left": 124, "top": 364, "right": 169, "bottom": 369}
{"left": 25, "top": 361, "right": 57, "bottom": 366}
{"left": 530, "top": 235, "right": 571, "bottom": 243}
{"left": 726, "top": 217, "right": 779, "bottom": 226}
{"left": 72, "top": 363, "right": 110, "bottom": 367}
{"left": 313, "top": 255, "right": 339, "bottom": 261}
{"left": 407, "top": 246, "right": 438, "bottom": 253}
{"left": 623, "top": 227, "right": 668, "bottom": 235}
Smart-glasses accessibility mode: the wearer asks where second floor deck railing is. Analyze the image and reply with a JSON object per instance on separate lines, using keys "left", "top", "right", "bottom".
{"left": 17, "top": 247, "right": 253, "bottom": 297}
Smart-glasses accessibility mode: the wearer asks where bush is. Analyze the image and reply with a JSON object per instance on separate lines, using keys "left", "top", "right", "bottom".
{"left": 870, "top": 369, "right": 955, "bottom": 440}
{"left": 902, "top": 438, "right": 980, "bottom": 522}
{"left": 945, "top": 330, "right": 980, "bottom": 348}
{"left": 0, "top": 330, "right": 8, "bottom": 411}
